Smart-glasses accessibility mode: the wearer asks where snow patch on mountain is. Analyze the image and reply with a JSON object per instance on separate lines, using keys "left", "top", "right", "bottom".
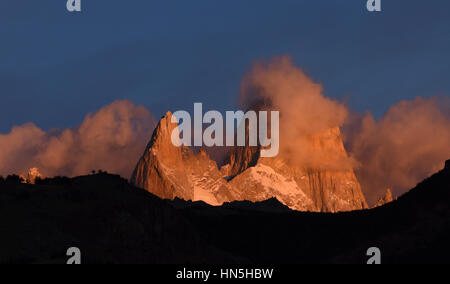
{"left": 249, "top": 164, "right": 303, "bottom": 197}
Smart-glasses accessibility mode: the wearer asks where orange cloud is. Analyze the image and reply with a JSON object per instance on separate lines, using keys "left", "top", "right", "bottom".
{"left": 345, "top": 97, "right": 450, "bottom": 204}
{"left": 0, "top": 100, "right": 155, "bottom": 178}
{"left": 239, "top": 56, "right": 356, "bottom": 170}
{"left": 238, "top": 56, "right": 450, "bottom": 204}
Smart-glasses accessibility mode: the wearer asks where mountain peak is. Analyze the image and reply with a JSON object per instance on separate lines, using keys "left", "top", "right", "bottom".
{"left": 162, "top": 111, "right": 173, "bottom": 120}
{"left": 131, "top": 111, "right": 368, "bottom": 212}
{"left": 374, "top": 188, "right": 394, "bottom": 208}
{"left": 130, "top": 111, "right": 194, "bottom": 200}
{"left": 145, "top": 110, "right": 178, "bottom": 151}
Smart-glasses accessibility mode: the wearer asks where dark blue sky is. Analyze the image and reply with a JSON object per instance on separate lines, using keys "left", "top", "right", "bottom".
{"left": 1, "top": 0, "right": 449, "bottom": 132}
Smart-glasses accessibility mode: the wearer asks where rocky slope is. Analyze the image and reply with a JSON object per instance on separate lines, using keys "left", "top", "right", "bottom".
{"left": 131, "top": 112, "right": 368, "bottom": 212}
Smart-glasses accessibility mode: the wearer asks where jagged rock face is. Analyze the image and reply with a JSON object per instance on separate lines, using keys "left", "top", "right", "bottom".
{"left": 131, "top": 112, "right": 233, "bottom": 205}
{"left": 131, "top": 112, "right": 368, "bottom": 212}
{"left": 225, "top": 127, "right": 367, "bottom": 212}
{"left": 131, "top": 112, "right": 194, "bottom": 200}
{"left": 374, "top": 189, "right": 394, "bottom": 208}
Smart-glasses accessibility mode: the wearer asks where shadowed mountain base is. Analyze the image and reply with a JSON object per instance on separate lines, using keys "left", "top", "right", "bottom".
{"left": 0, "top": 160, "right": 449, "bottom": 263}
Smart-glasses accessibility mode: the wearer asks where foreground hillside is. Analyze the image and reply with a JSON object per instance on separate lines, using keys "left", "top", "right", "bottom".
{"left": 0, "top": 160, "right": 449, "bottom": 263}
{"left": 0, "top": 174, "right": 237, "bottom": 264}
{"left": 178, "top": 160, "right": 450, "bottom": 263}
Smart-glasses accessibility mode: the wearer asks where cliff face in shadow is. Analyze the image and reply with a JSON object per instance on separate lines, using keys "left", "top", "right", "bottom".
{"left": 0, "top": 160, "right": 449, "bottom": 264}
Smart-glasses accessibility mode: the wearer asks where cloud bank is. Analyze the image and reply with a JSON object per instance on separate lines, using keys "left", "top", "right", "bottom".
{"left": 0, "top": 100, "right": 155, "bottom": 179}
{"left": 238, "top": 56, "right": 450, "bottom": 204}
{"left": 345, "top": 97, "right": 450, "bottom": 204}
{"left": 239, "top": 56, "right": 356, "bottom": 170}
{"left": 1, "top": 57, "right": 449, "bottom": 206}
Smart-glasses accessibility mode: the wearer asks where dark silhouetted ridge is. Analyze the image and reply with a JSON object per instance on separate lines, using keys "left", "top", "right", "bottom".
{"left": 1, "top": 159, "right": 449, "bottom": 263}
